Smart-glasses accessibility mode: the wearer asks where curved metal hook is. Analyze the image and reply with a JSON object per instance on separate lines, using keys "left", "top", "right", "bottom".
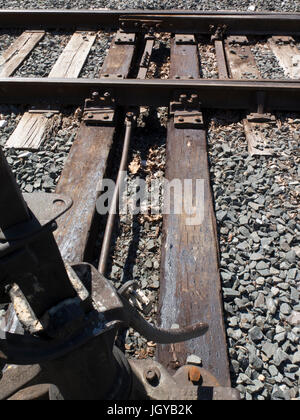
{"left": 120, "top": 297, "right": 209, "bottom": 344}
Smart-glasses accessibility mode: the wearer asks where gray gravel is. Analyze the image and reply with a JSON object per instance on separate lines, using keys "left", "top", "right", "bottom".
{"left": 208, "top": 112, "right": 300, "bottom": 400}
{"left": 0, "top": 105, "right": 79, "bottom": 192}
{"left": 14, "top": 32, "right": 71, "bottom": 77}
{"left": 0, "top": 30, "right": 21, "bottom": 55}
{"left": 0, "top": 0, "right": 299, "bottom": 12}
{"left": 198, "top": 40, "right": 219, "bottom": 79}
{"left": 102, "top": 111, "right": 167, "bottom": 360}
{"left": 251, "top": 40, "right": 286, "bottom": 80}
{"left": 80, "top": 32, "right": 112, "bottom": 78}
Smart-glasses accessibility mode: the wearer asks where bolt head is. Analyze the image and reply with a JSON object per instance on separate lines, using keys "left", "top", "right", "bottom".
{"left": 144, "top": 367, "right": 161, "bottom": 385}
{"left": 188, "top": 366, "right": 202, "bottom": 383}
{"left": 146, "top": 369, "right": 156, "bottom": 381}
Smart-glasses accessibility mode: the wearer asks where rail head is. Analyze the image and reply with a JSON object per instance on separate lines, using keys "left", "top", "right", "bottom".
{"left": 0, "top": 9, "right": 299, "bottom": 34}
{"left": 1, "top": 77, "right": 300, "bottom": 111}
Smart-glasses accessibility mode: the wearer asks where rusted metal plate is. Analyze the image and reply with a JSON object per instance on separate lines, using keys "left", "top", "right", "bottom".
{"left": 175, "top": 34, "right": 196, "bottom": 45}
{"left": 225, "top": 36, "right": 261, "bottom": 79}
{"left": 158, "top": 35, "right": 230, "bottom": 387}
{"left": 174, "top": 110, "right": 204, "bottom": 128}
{"left": 115, "top": 31, "right": 136, "bottom": 44}
{"left": 170, "top": 36, "right": 200, "bottom": 80}
{"left": 100, "top": 33, "right": 136, "bottom": 79}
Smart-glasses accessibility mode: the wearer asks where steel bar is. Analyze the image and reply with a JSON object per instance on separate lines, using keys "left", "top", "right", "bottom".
{"left": 1, "top": 78, "right": 300, "bottom": 110}
{"left": 98, "top": 114, "right": 134, "bottom": 275}
{"left": 0, "top": 10, "right": 300, "bottom": 35}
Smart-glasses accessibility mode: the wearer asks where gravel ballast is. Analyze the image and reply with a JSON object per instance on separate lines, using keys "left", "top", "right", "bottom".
{"left": 208, "top": 111, "right": 300, "bottom": 400}
{"left": 0, "top": 0, "right": 299, "bottom": 12}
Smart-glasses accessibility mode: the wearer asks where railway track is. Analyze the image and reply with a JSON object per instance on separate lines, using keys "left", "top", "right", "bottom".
{"left": 0, "top": 9, "right": 299, "bottom": 401}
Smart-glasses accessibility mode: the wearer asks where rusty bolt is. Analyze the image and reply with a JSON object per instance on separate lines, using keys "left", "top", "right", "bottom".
{"left": 188, "top": 366, "right": 202, "bottom": 383}
{"left": 126, "top": 112, "right": 134, "bottom": 121}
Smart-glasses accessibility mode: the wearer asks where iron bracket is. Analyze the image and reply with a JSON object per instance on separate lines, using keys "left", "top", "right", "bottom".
{"left": 119, "top": 18, "right": 163, "bottom": 32}
{"left": 115, "top": 30, "right": 136, "bottom": 45}
{"left": 83, "top": 91, "right": 116, "bottom": 125}
{"left": 247, "top": 112, "right": 276, "bottom": 124}
{"left": 175, "top": 34, "right": 196, "bottom": 45}
{"left": 170, "top": 92, "right": 204, "bottom": 129}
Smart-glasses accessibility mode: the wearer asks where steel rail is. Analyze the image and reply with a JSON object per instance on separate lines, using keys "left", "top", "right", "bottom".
{"left": 0, "top": 9, "right": 299, "bottom": 34}
{"left": 1, "top": 78, "right": 300, "bottom": 110}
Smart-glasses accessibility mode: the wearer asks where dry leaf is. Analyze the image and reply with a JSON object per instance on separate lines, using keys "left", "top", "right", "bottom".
{"left": 129, "top": 156, "right": 141, "bottom": 174}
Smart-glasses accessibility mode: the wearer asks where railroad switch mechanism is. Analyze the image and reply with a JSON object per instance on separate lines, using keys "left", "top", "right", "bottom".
{"left": 0, "top": 146, "right": 239, "bottom": 400}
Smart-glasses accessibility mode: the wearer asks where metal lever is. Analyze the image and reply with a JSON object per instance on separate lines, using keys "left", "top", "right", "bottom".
{"left": 98, "top": 111, "right": 136, "bottom": 275}
{"left": 120, "top": 296, "right": 208, "bottom": 344}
